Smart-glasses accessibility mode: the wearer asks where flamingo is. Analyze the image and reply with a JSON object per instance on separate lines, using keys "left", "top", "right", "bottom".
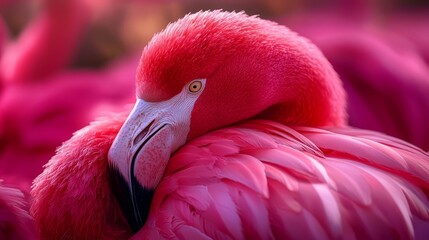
{"left": 31, "top": 11, "right": 429, "bottom": 239}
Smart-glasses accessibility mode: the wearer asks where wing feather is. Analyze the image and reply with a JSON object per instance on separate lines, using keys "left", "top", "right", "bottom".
{"left": 140, "top": 120, "right": 429, "bottom": 239}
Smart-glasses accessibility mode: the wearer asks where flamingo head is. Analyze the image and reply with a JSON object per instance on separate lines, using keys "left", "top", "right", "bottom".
{"left": 108, "top": 10, "right": 347, "bottom": 231}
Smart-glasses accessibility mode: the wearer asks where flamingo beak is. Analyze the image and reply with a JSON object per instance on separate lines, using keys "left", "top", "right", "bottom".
{"left": 108, "top": 81, "right": 204, "bottom": 231}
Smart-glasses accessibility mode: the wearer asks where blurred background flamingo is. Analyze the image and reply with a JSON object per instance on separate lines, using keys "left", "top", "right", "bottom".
{"left": 0, "top": 0, "right": 428, "bottom": 238}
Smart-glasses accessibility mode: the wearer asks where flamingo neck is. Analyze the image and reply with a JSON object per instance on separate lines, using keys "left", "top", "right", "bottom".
{"left": 259, "top": 61, "right": 347, "bottom": 128}
{"left": 188, "top": 41, "right": 347, "bottom": 140}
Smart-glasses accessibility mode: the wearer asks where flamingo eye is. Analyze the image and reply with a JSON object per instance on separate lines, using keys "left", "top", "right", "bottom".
{"left": 188, "top": 80, "right": 203, "bottom": 93}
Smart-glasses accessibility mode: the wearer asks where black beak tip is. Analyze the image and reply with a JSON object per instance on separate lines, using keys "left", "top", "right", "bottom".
{"left": 108, "top": 164, "right": 154, "bottom": 232}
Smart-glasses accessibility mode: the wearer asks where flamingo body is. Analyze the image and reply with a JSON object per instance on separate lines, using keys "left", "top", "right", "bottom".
{"left": 31, "top": 116, "right": 429, "bottom": 239}
{"left": 135, "top": 120, "right": 429, "bottom": 239}
{"left": 30, "top": 10, "right": 429, "bottom": 239}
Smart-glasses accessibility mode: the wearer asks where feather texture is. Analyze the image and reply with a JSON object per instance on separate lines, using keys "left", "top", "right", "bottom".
{"left": 30, "top": 112, "right": 133, "bottom": 240}
{"left": 0, "top": 183, "right": 34, "bottom": 239}
{"left": 28, "top": 11, "right": 429, "bottom": 240}
{"left": 134, "top": 119, "right": 429, "bottom": 239}
{"left": 31, "top": 119, "right": 429, "bottom": 239}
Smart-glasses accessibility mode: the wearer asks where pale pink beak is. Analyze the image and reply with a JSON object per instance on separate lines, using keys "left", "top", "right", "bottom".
{"left": 107, "top": 79, "right": 205, "bottom": 231}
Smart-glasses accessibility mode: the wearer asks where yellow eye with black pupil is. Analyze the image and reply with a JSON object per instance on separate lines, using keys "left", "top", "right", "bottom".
{"left": 189, "top": 81, "right": 202, "bottom": 93}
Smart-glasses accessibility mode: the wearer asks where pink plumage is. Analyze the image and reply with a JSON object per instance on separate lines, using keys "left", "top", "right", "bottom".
{"left": 0, "top": 56, "right": 135, "bottom": 192}
{"left": 137, "top": 120, "right": 429, "bottom": 239}
{"left": 0, "top": 183, "right": 35, "bottom": 239}
{"left": 30, "top": 113, "right": 132, "bottom": 239}
{"left": 284, "top": 12, "right": 429, "bottom": 150}
{"left": 31, "top": 10, "right": 429, "bottom": 239}
{"left": 0, "top": 0, "right": 136, "bottom": 193}
{"left": 0, "top": 4, "right": 138, "bottom": 238}
{"left": 1, "top": 0, "right": 88, "bottom": 83}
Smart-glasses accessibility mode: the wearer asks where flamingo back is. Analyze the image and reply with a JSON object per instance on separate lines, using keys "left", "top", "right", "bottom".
{"left": 137, "top": 120, "right": 429, "bottom": 240}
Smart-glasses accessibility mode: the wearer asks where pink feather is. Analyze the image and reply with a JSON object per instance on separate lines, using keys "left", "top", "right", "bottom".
{"left": 131, "top": 120, "right": 429, "bottom": 239}
{"left": 283, "top": 12, "right": 429, "bottom": 150}
{"left": 0, "top": 0, "right": 135, "bottom": 195}
{"left": 31, "top": 117, "right": 429, "bottom": 239}
{"left": 0, "top": 182, "right": 35, "bottom": 239}
{"left": 27, "top": 10, "right": 429, "bottom": 240}
{"left": 0, "top": 56, "right": 135, "bottom": 192}
{"left": 30, "top": 113, "right": 132, "bottom": 239}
